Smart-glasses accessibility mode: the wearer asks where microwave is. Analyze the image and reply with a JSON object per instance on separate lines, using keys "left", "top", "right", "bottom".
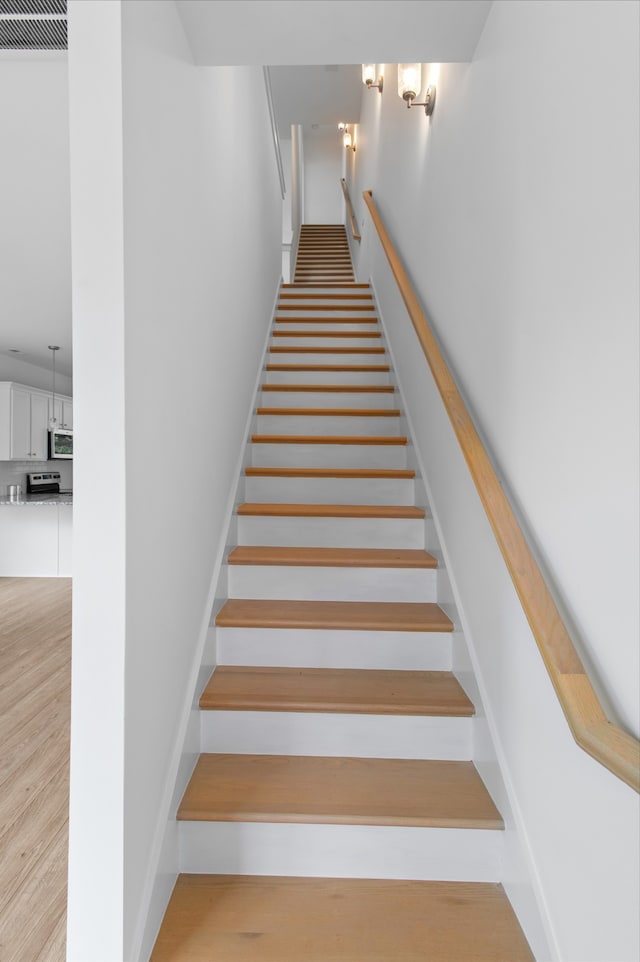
{"left": 49, "top": 428, "right": 73, "bottom": 460}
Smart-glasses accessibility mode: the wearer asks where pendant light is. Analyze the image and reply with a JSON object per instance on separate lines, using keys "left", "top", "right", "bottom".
{"left": 48, "top": 345, "right": 60, "bottom": 427}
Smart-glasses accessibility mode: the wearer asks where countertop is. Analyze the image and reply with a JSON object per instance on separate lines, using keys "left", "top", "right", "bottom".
{"left": 0, "top": 492, "right": 73, "bottom": 506}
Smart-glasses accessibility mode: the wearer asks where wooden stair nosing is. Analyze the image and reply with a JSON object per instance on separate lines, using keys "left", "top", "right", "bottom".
{"left": 249, "top": 434, "right": 408, "bottom": 446}
{"left": 237, "top": 502, "right": 426, "bottom": 519}
{"left": 227, "top": 546, "right": 437, "bottom": 569}
{"left": 245, "top": 466, "right": 414, "bottom": 478}
{"left": 177, "top": 754, "right": 502, "bottom": 829}
{"left": 200, "top": 665, "right": 472, "bottom": 716}
{"left": 215, "top": 598, "right": 452, "bottom": 633}
{"left": 281, "top": 283, "right": 370, "bottom": 288}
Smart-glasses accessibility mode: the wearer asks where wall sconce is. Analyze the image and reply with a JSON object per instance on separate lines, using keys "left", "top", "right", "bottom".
{"left": 338, "top": 122, "right": 347, "bottom": 133}
{"left": 343, "top": 130, "right": 356, "bottom": 152}
{"left": 397, "top": 63, "right": 436, "bottom": 116}
{"left": 362, "top": 64, "right": 383, "bottom": 94}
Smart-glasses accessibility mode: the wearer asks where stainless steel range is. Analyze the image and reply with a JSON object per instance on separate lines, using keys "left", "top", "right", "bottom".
{"left": 26, "top": 471, "right": 62, "bottom": 495}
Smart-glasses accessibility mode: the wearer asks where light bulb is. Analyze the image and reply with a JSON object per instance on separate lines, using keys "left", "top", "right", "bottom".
{"left": 398, "top": 63, "right": 422, "bottom": 102}
{"left": 362, "top": 64, "right": 376, "bottom": 86}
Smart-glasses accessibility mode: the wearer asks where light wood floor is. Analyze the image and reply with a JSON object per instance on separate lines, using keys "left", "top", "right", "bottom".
{"left": 0, "top": 577, "right": 71, "bottom": 962}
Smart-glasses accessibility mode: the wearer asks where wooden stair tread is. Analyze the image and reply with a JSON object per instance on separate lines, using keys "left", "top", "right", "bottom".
{"left": 151, "top": 876, "right": 534, "bottom": 962}
{"left": 250, "top": 435, "right": 407, "bottom": 446}
{"left": 177, "top": 754, "right": 502, "bottom": 828}
{"left": 245, "top": 466, "right": 414, "bottom": 478}
{"left": 281, "top": 282, "right": 370, "bottom": 288}
{"left": 256, "top": 406, "right": 399, "bottom": 415}
{"left": 260, "top": 383, "right": 395, "bottom": 393}
{"left": 200, "top": 666, "right": 471, "bottom": 716}
{"left": 237, "top": 502, "right": 425, "bottom": 518}
{"left": 227, "top": 546, "right": 437, "bottom": 568}
{"left": 216, "top": 599, "right": 452, "bottom": 632}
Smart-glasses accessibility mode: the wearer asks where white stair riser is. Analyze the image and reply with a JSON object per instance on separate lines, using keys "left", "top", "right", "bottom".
{"left": 268, "top": 352, "right": 386, "bottom": 366}
{"left": 279, "top": 296, "right": 373, "bottom": 307}
{"left": 200, "top": 711, "right": 472, "bottom": 760}
{"left": 254, "top": 415, "right": 402, "bottom": 436}
{"left": 259, "top": 390, "right": 397, "bottom": 409}
{"left": 227, "top": 564, "right": 437, "bottom": 603}
{"left": 274, "top": 322, "right": 379, "bottom": 332}
{"left": 271, "top": 336, "right": 383, "bottom": 349}
{"left": 179, "top": 823, "right": 502, "bottom": 882}
{"left": 245, "top": 476, "right": 415, "bottom": 504}
{"left": 250, "top": 444, "right": 407, "bottom": 470}
{"left": 279, "top": 307, "right": 375, "bottom": 315}
{"left": 237, "top": 515, "right": 425, "bottom": 549}
{"left": 282, "top": 287, "right": 369, "bottom": 295}
{"left": 264, "top": 371, "right": 391, "bottom": 386}
{"left": 216, "top": 627, "right": 452, "bottom": 671}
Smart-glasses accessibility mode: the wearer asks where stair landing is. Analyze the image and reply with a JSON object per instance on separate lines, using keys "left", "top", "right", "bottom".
{"left": 151, "top": 875, "right": 535, "bottom": 962}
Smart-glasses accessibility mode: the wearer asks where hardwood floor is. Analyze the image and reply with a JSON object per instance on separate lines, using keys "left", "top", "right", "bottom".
{"left": 0, "top": 577, "right": 71, "bottom": 962}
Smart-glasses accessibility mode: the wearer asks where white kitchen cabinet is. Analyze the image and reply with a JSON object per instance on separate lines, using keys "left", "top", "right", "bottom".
{"left": 0, "top": 505, "right": 59, "bottom": 575}
{"left": 61, "top": 398, "right": 73, "bottom": 430}
{"left": 0, "top": 503, "right": 73, "bottom": 576}
{"left": 58, "top": 504, "right": 73, "bottom": 575}
{"left": 8, "top": 386, "right": 49, "bottom": 460}
{"left": 48, "top": 395, "right": 73, "bottom": 430}
{"left": 0, "top": 382, "right": 72, "bottom": 460}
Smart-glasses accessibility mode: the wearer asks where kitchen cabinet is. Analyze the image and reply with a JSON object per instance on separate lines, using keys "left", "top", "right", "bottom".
{"left": 0, "top": 502, "right": 72, "bottom": 576}
{"left": 48, "top": 395, "right": 73, "bottom": 430}
{"left": 9, "top": 386, "right": 49, "bottom": 460}
{"left": 0, "top": 505, "right": 59, "bottom": 575}
{"left": 0, "top": 382, "right": 73, "bottom": 460}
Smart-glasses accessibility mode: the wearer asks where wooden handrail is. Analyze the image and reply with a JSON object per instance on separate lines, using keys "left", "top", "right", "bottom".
{"left": 341, "top": 178, "right": 361, "bottom": 242}
{"left": 363, "top": 188, "right": 640, "bottom": 793}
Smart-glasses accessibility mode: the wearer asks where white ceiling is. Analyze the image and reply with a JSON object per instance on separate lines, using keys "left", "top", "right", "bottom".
{"left": 269, "top": 64, "right": 362, "bottom": 134}
{"left": 176, "top": 1, "right": 493, "bottom": 66}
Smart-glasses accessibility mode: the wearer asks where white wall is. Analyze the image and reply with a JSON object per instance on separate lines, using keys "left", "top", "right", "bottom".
{"left": 0, "top": 55, "right": 72, "bottom": 384}
{"left": 66, "top": 2, "right": 282, "bottom": 959}
{"left": 0, "top": 359, "right": 72, "bottom": 396}
{"left": 302, "top": 125, "right": 343, "bottom": 223}
{"left": 349, "top": 3, "right": 639, "bottom": 960}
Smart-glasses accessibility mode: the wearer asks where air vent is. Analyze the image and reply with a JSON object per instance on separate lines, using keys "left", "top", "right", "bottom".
{"left": 0, "top": 0, "right": 67, "bottom": 50}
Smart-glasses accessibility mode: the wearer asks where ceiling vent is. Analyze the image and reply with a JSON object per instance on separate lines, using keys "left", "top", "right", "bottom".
{"left": 0, "top": 0, "right": 67, "bottom": 50}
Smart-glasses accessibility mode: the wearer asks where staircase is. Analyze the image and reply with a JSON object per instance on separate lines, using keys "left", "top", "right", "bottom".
{"left": 294, "top": 224, "right": 354, "bottom": 283}
{"left": 151, "top": 234, "right": 535, "bottom": 960}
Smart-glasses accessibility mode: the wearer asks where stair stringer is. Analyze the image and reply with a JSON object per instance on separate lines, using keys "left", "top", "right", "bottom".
{"left": 369, "top": 276, "right": 555, "bottom": 962}
{"left": 134, "top": 277, "right": 283, "bottom": 962}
